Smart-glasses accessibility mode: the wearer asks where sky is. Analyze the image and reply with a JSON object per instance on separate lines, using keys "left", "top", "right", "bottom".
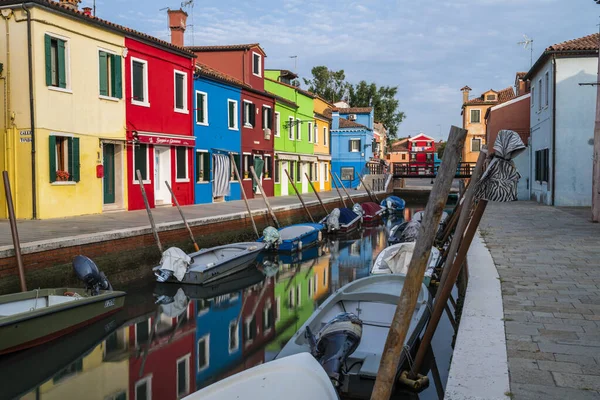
{"left": 84, "top": 0, "right": 600, "bottom": 141}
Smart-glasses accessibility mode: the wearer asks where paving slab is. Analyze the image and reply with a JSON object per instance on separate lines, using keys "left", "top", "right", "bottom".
{"left": 480, "top": 201, "right": 600, "bottom": 400}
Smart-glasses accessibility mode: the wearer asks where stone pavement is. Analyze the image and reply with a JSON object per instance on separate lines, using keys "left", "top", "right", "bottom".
{"left": 0, "top": 186, "right": 380, "bottom": 249}
{"left": 480, "top": 201, "right": 600, "bottom": 399}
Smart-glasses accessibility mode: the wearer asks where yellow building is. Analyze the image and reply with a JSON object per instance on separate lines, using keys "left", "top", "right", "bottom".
{"left": 0, "top": 0, "right": 127, "bottom": 219}
{"left": 313, "top": 96, "right": 332, "bottom": 192}
{"left": 460, "top": 85, "right": 515, "bottom": 163}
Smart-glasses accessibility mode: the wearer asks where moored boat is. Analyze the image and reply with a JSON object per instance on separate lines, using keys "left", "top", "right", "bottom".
{"left": 380, "top": 195, "right": 406, "bottom": 213}
{"left": 258, "top": 223, "right": 324, "bottom": 252}
{"left": 275, "top": 274, "right": 431, "bottom": 399}
{"left": 360, "top": 202, "right": 386, "bottom": 223}
{"left": 320, "top": 207, "right": 362, "bottom": 234}
{"left": 370, "top": 242, "right": 441, "bottom": 286}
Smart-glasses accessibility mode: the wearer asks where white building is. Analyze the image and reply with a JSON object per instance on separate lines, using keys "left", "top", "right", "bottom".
{"left": 526, "top": 33, "right": 598, "bottom": 206}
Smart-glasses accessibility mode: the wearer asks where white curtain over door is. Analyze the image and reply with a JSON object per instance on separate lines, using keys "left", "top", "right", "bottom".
{"left": 213, "top": 153, "right": 231, "bottom": 197}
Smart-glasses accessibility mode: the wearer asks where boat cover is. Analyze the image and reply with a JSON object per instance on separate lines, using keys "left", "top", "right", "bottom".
{"left": 383, "top": 242, "right": 416, "bottom": 274}
{"left": 474, "top": 130, "right": 525, "bottom": 202}
{"left": 158, "top": 247, "right": 192, "bottom": 282}
{"left": 381, "top": 195, "right": 405, "bottom": 210}
{"left": 361, "top": 202, "right": 383, "bottom": 217}
{"left": 397, "top": 220, "right": 421, "bottom": 243}
{"left": 339, "top": 208, "right": 360, "bottom": 225}
{"left": 159, "top": 288, "right": 189, "bottom": 318}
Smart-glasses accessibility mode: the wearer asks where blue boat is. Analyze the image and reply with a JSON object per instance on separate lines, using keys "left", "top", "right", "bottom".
{"left": 258, "top": 223, "right": 324, "bottom": 253}
{"left": 380, "top": 196, "right": 406, "bottom": 213}
{"left": 320, "top": 207, "right": 362, "bottom": 234}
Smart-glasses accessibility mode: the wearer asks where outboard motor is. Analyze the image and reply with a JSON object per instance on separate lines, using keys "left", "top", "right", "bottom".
{"left": 72, "top": 255, "right": 113, "bottom": 295}
{"left": 262, "top": 226, "right": 281, "bottom": 250}
{"left": 305, "top": 312, "right": 363, "bottom": 387}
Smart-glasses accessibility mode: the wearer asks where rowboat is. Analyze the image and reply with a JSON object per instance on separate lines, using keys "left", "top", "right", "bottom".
{"left": 320, "top": 207, "right": 362, "bottom": 234}
{"left": 389, "top": 211, "right": 449, "bottom": 244}
{"left": 154, "top": 243, "right": 266, "bottom": 285}
{"left": 259, "top": 223, "right": 324, "bottom": 252}
{"left": 182, "top": 353, "right": 339, "bottom": 400}
{"left": 380, "top": 195, "right": 406, "bottom": 213}
{"left": 360, "top": 202, "right": 386, "bottom": 223}
{"left": 276, "top": 275, "right": 431, "bottom": 399}
{"left": 370, "top": 242, "right": 441, "bottom": 286}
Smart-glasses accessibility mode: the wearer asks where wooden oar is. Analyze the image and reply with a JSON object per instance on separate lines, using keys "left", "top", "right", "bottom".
{"left": 165, "top": 181, "right": 199, "bottom": 252}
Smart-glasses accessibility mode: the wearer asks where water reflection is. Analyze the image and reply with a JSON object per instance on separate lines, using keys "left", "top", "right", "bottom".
{"left": 8, "top": 214, "right": 454, "bottom": 400}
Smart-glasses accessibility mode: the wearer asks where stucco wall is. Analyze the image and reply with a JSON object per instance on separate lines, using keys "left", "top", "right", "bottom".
{"left": 486, "top": 94, "right": 531, "bottom": 153}
{"left": 463, "top": 104, "right": 492, "bottom": 163}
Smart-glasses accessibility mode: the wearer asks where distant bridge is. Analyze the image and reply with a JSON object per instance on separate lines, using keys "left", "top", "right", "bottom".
{"left": 393, "top": 162, "right": 476, "bottom": 179}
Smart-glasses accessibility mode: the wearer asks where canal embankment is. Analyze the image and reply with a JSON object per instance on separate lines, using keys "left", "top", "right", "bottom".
{"left": 0, "top": 188, "right": 387, "bottom": 293}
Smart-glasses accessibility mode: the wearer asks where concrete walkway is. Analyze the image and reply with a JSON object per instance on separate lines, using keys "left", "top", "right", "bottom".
{"left": 0, "top": 187, "right": 381, "bottom": 251}
{"left": 480, "top": 201, "right": 600, "bottom": 399}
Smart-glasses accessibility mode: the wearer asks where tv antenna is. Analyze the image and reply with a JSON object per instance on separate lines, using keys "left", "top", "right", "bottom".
{"left": 518, "top": 34, "right": 534, "bottom": 67}
{"left": 289, "top": 55, "right": 297, "bottom": 72}
{"left": 181, "top": 0, "right": 195, "bottom": 46}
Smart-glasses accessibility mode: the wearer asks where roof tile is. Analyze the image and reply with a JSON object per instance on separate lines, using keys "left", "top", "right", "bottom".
{"left": 464, "top": 86, "right": 515, "bottom": 106}
{"left": 187, "top": 43, "right": 261, "bottom": 52}
{"left": 547, "top": 33, "right": 599, "bottom": 52}
{"left": 338, "top": 107, "right": 373, "bottom": 114}
{"left": 339, "top": 118, "right": 368, "bottom": 129}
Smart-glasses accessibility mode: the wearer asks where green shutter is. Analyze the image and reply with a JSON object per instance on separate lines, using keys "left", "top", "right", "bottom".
{"left": 49, "top": 135, "right": 57, "bottom": 182}
{"left": 72, "top": 137, "right": 80, "bottom": 182}
{"left": 204, "top": 152, "right": 210, "bottom": 181}
{"left": 195, "top": 152, "right": 201, "bottom": 182}
{"left": 228, "top": 102, "right": 234, "bottom": 128}
{"left": 197, "top": 93, "right": 204, "bottom": 123}
{"left": 44, "top": 35, "right": 52, "bottom": 86}
{"left": 113, "top": 55, "right": 122, "bottom": 99}
{"left": 57, "top": 39, "right": 66, "bottom": 89}
{"left": 99, "top": 51, "right": 108, "bottom": 96}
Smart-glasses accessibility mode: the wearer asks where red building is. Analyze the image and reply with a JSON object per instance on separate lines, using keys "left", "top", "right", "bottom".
{"left": 125, "top": 35, "right": 196, "bottom": 211}
{"left": 408, "top": 133, "right": 436, "bottom": 174}
{"left": 129, "top": 303, "right": 197, "bottom": 400}
{"left": 186, "top": 43, "right": 276, "bottom": 198}
{"left": 241, "top": 277, "right": 276, "bottom": 356}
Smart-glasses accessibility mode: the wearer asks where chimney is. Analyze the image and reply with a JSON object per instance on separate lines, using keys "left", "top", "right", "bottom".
{"left": 331, "top": 110, "right": 340, "bottom": 130}
{"left": 168, "top": 9, "right": 188, "bottom": 47}
{"left": 59, "top": 0, "right": 81, "bottom": 11}
{"left": 460, "top": 86, "right": 472, "bottom": 104}
{"left": 82, "top": 6, "right": 92, "bottom": 16}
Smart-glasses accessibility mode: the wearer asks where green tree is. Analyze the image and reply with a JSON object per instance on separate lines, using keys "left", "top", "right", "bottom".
{"left": 437, "top": 141, "right": 446, "bottom": 159}
{"left": 303, "top": 66, "right": 349, "bottom": 103}
{"left": 348, "top": 80, "right": 406, "bottom": 139}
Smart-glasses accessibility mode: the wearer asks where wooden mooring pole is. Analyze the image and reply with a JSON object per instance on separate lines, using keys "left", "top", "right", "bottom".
{"left": 371, "top": 126, "right": 467, "bottom": 400}
{"left": 230, "top": 154, "right": 259, "bottom": 239}
{"left": 165, "top": 181, "right": 200, "bottom": 252}
{"left": 329, "top": 170, "right": 347, "bottom": 208}
{"left": 334, "top": 172, "right": 355, "bottom": 206}
{"left": 2, "top": 171, "right": 27, "bottom": 292}
{"left": 305, "top": 172, "right": 328, "bottom": 215}
{"left": 357, "top": 172, "right": 379, "bottom": 203}
{"left": 250, "top": 166, "right": 280, "bottom": 229}
{"left": 285, "top": 169, "right": 314, "bottom": 223}
{"left": 136, "top": 170, "right": 163, "bottom": 254}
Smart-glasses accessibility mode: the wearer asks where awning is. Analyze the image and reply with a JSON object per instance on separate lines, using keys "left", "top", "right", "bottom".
{"left": 299, "top": 155, "right": 318, "bottom": 162}
{"left": 276, "top": 153, "right": 300, "bottom": 161}
{"left": 316, "top": 155, "right": 331, "bottom": 161}
{"left": 134, "top": 132, "right": 196, "bottom": 147}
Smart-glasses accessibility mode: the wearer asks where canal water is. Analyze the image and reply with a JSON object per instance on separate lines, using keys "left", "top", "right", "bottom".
{"left": 2, "top": 202, "right": 458, "bottom": 400}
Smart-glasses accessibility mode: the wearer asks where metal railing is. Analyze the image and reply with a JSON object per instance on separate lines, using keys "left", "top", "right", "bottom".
{"left": 392, "top": 162, "right": 476, "bottom": 178}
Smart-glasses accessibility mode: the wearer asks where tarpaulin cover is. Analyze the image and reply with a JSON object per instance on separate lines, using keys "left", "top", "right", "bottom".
{"left": 157, "top": 247, "right": 192, "bottom": 282}
{"left": 381, "top": 196, "right": 406, "bottom": 211}
{"left": 475, "top": 130, "right": 525, "bottom": 202}
{"left": 339, "top": 208, "right": 360, "bottom": 225}
{"left": 159, "top": 288, "right": 189, "bottom": 318}
{"left": 361, "top": 202, "right": 384, "bottom": 217}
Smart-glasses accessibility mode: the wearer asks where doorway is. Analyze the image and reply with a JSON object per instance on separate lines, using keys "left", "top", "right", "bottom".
{"left": 103, "top": 142, "right": 125, "bottom": 211}
{"left": 301, "top": 162, "right": 308, "bottom": 193}
{"left": 154, "top": 146, "right": 172, "bottom": 206}
{"left": 103, "top": 144, "right": 116, "bottom": 205}
{"left": 281, "top": 161, "right": 289, "bottom": 196}
{"left": 320, "top": 162, "right": 326, "bottom": 191}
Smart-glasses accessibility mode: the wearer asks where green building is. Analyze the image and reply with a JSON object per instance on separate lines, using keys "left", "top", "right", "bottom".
{"left": 265, "top": 70, "right": 318, "bottom": 196}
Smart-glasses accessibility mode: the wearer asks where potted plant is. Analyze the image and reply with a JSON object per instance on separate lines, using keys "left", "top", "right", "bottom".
{"left": 56, "top": 170, "right": 70, "bottom": 181}
{"left": 264, "top": 171, "right": 270, "bottom": 179}
{"left": 244, "top": 171, "right": 249, "bottom": 179}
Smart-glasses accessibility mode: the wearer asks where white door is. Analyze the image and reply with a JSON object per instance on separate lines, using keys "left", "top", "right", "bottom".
{"left": 320, "top": 163, "right": 326, "bottom": 191}
{"left": 301, "top": 163, "right": 308, "bottom": 193}
{"left": 154, "top": 146, "right": 172, "bottom": 205}
{"left": 281, "top": 161, "right": 289, "bottom": 196}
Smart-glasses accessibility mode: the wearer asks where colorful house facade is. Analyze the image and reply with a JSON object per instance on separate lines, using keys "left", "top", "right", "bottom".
{"left": 408, "top": 133, "right": 436, "bottom": 174}
{"left": 193, "top": 63, "right": 243, "bottom": 204}
{"left": 313, "top": 96, "right": 333, "bottom": 193}
{"left": 330, "top": 107, "right": 375, "bottom": 188}
{"left": 264, "top": 70, "right": 317, "bottom": 196}
{"left": 187, "top": 43, "right": 276, "bottom": 199}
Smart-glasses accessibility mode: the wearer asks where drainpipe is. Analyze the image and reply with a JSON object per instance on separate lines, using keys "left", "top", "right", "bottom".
{"left": 551, "top": 55, "right": 557, "bottom": 206}
{"left": 1, "top": 9, "right": 12, "bottom": 174}
{"left": 21, "top": 4, "right": 36, "bottom": 219}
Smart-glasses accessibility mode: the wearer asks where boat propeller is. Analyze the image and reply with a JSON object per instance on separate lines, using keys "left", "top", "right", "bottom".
{"left": 72, "top": 255, "right": 113, "bottom": 296}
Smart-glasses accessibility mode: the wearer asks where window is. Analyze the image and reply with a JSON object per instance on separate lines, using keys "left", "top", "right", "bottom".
{"left": 290, "top": 161, "right": 295, "bottom": 181}
{"left": 341, "top": 167, "right": 354, "bottom": 181}
{"left": 252, "top": 52, "right": 262, "bottom": 77}
{"left": 243, "top": 154, "right": 251, "bottom": 179}
{"left": 262, "top": 106, "right": 273, "bottom": 130}
{"left": 134, "top": 144, "right": 149, "bottom": 183}
{"left": 323, "top": 127, "right": 328, "bottom": 146}
{"left": 349, "top": 139, "right": 361, "bottom": 152}
{"left": 135, "top": 319, "right": 150, "bottom": 346}
{"left": 275, "top": 296, "right": 281, "bottom": 322}
{"left": 426, "top": 153, "right": 433, "bottom": 161}
{"left": 49, "top": 136, "right": 80, "bottom": 183}
{"left": 99, "top": 50, "right": 122, "bottom": 99}
{"left": 470, "top": 109, "right": 481, "bottom": 123}
{"left": 196, "top": 91, "right": 208, "bottom": 125}
{"left": 323, "top": 268, "right": 327, "bottom": 286}
{"left": 195, "top": 151, "right": 209, "bottom": 182}
{"left": 229, "top": 153, "right": 240, "bottom": 181}
{"left": 535, "top": 149, "right": 550, "bottom": 183}
{"left": 314, "top": 124, "right": 319, "bottom": 144}
{"left": 53, "top": 359, "right": 83, "bottom": 384}
{"left": 243, "top": 316, "right": 257, "bottom": 343}
{"left": 131, "top": 58, "right": 149, "bottom": 106}
{"left": 274, "top": 161, "right": 280, "bottom": 183}
{"left": 229, "top": 321, "right": 239, "bottom": 353}
{"left": 471, "top": 138, "right": 481, "bottom": 152}
{"left": 486, "top": 94, "right": 496, "bottom": 101}
{"left": 176, "top": 147, "right": 189, "bottom": 182}
{"left": 264, "top": 155, "right": 272, "bottom": 179}
{"left": 401, "top": 154, "right": 406, "bottom": 161}
{"left": 314, "top": 162, "right": 318, "bottom": 181}
{"left": 531, "top": 86, "right": 535, "bottom": 108}
{"left": 545, "top": 72, "right": 549, "bottom": 107}
{"left": 228, "top": 100, "right": 238, "bottom": 130}
{"left": 104, "top": 330, "right": 127, "bottom": 360}
{"left": 106, "top": 392, "right": 126, "bottom": 400}
{"left": 263, "top": 302, "right": 274, "bottom": 331}
{"left": 174, "top": 70, "right": 188, "bottom": 113}
{"left": 308, "top": 122, "right": 313, "bottom": 143}
{"left": 44, "top": 34, "right": 67, "bottom": 89}
{"left": 538, "top": 78, "right": 542, "bottom": 111}
{"left": 243, "top": 101, "right": 256, "bottom": 128}
{"left": 135, "top": 377, "right": 151, "bottom": 400}
{"left": 197, "top": 335, "right": 210, "bottom": 372}
{"left": 410, "top": 153, "right": 416, "bottom": 161}
{"left": 296, "top": 284, "right": 302, "bottom": 305}
{"left": 177, "top": 355, "right": 191, "bottom": 398}
{"left": 288, "top": 288, "right": 295, "bottom": 309}
{"left": 296, "top": 119, "right": 301, "bottom": 140}
{"left": 296, "top": 162, "right": 302, "bottom": 183}
{"left": 309, "top": 162, "right": 313, "bottom": 181}
{"left": 274, "top": 112, "right": 280, "bottom": 136}
{"left": 288, "top": 117, "right": 295, "bottom": 140}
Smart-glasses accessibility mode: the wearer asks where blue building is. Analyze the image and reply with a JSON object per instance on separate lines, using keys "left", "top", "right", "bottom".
{"left": 195, "top": 293, "right": 243, "bottom": 389}
{"left": 194, "top": 64, "right": 243, "bottom": 204}
{"left": 330, "top": 107, "right": 375, "bottom": 188}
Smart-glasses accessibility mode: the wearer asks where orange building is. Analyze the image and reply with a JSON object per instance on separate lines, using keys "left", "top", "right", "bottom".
{"left": 387, "top": 137, "right": 410, "bottom": 164}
